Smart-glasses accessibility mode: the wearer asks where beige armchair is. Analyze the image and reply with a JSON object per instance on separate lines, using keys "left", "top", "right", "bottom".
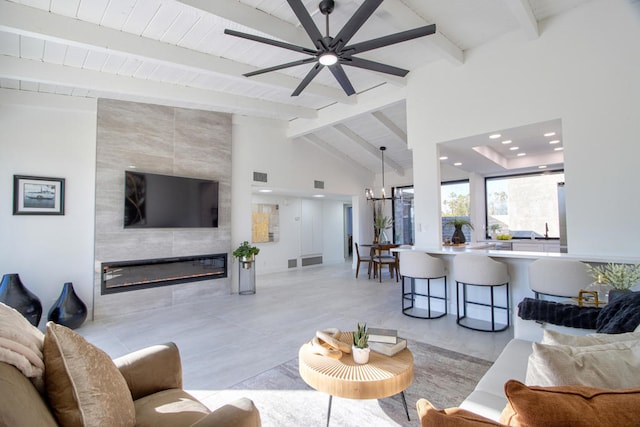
{"left": 115, "top": 342, "right": 261, "bottom": 427}
{"left": 0, "top": 317, "right": 261, "bottom": 427}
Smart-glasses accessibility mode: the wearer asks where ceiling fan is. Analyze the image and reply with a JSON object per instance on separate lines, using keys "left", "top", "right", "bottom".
{"left": 224, "top": 0, "right": 436, "bottom": 96}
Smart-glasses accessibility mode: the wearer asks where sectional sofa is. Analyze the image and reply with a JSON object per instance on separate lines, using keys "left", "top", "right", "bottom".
{"left": 417, "top": 292, "right": 640, "bottom": 426}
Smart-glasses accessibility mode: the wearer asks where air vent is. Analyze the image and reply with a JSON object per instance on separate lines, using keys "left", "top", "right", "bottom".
{"left": 253, "top": 172, "right": 268, "bottom": 183}
{"left": 288, "top": 259, "right": 297, "bottom": 268}
{"left": 301, "top": 256, "right": 323, "bottom": 266}
{"left": 314, "top": 180, "right": 324, "bottom": 189}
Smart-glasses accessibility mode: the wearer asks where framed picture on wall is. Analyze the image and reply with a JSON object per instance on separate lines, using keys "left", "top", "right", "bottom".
{"left": 13, "top": 175, "right": 65, "bottom": 215}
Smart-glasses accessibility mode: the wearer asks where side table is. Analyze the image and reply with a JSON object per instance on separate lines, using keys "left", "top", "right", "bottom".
{"left": 299, "top": 332, "right": 414, "bottom": 426}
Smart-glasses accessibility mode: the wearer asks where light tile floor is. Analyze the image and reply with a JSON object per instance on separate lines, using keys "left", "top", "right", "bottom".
{"left": 78, "top": 261, "right": 512, "bottom": 398}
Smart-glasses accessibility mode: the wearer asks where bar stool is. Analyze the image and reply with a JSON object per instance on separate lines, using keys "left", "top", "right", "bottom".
{"left": 399, "top": 251, "right": 447, "bottom": 319}
{"left": 528, "top": 259, "right": 592, "bottom": 300}
{"left": 454, "top": 253, "right": 510, "bottom": 332}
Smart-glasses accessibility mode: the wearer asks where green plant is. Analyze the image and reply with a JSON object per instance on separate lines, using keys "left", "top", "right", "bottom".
{"left": 232, "top": 241, "right": 260, "bottom": 259}
{"left": 373, "top": 204, "right": 393, "bottom": 231}
{"left": 374, "top": 215, "right": 393, "bottom": 230}
{"left": 353, "top": 323, "right": 369, "bottom": 349}
{"left": 587, "top": 263, "right": 640, "bottom": 290}
{"left": 489, "top": 224, "right": 501, "bottom": 232}
{"left": 447, "top": 218, "right": 474, "bottom": 230}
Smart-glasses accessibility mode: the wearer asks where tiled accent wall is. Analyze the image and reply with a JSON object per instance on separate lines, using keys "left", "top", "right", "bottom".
{"left": 94, "top": 99, "right": 232, "bottom": 319}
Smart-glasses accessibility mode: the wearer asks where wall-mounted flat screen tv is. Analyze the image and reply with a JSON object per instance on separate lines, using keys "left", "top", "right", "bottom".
{"left": 124, "top": 171, "right": 219, "bottom": 228}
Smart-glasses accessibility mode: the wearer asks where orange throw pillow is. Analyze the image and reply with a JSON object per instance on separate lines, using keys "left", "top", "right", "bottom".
{"left": 417, "top": 398, "right": 505, "bottom": 426}
{"left": 500, "top": 380, "right": 640, "bottom": 426}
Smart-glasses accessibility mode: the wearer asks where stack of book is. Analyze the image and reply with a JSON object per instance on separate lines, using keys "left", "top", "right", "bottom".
{"left": 368, "top": 328, "right": 407, "bottom": 356}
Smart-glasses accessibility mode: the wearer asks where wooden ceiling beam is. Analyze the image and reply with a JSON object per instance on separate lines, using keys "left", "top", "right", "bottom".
{"left": 0, "top": 56, "right": 317, "bottom": 119}
{"left": 0, "top": 0, "right": 352, "bottom": 105}
{"left": 333, "top": 123, "right": 404, "bottom": 176}
{"left": 503, "top": 0, "right": 539, "bottom": 40}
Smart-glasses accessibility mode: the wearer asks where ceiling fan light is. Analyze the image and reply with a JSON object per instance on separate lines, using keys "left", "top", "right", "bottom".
{"left": 319, "top": 52, "right": 338, "bottom": 66}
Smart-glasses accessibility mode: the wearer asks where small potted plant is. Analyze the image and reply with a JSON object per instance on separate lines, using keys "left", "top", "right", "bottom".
{"left": 232, "top": 241, "right": 260, "bottom": 269}
{"left": 488, "top": 224, "right": 501, "bottom": 239}
{"left": 447, "top": 218, "right": 474, "bottom": 244}
{"left": 587, "top": 263, "right": 640, "bottom": 301}
{"left": 352, "top": 323, "right": 370, "bottom": 364}
{"left": 373, "top": 204, "right": 393, "bottom": 244}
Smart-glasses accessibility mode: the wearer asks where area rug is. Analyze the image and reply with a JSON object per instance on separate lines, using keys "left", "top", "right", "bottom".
{"left": 204, "top": 340, "right": 493, "bottom": 426}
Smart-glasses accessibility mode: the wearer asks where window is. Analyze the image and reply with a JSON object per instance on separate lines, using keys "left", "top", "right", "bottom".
{"left": 485, "top": 171, "right": 565, "bottom": 239}
{"left": 392, "top": 186, "right": 414, "bottom": 244}
{"left": 441, "top": 180, "right": 470, "bottom": 242}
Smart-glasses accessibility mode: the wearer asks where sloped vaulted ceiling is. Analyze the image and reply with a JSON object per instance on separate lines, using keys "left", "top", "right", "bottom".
{"left": 0, "top": 0, "right": 593, "bottom": 174}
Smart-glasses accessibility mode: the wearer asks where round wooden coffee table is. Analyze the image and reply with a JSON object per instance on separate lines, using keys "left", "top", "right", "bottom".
{"left": 299, "top": 332, "right": 413, "bottom": 425}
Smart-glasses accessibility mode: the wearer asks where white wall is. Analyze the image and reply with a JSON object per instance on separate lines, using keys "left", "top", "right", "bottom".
{"left": 0, "top": 92, "right": 97, "bottom": 326}
{"left": 247, "top": 194, "right": 348, "bottom": 275}
{"left": 231, "top": 115, "right": 373, "bottom": 280}
{"left": 408, "top": 0, "right": 640, "bottom": 257}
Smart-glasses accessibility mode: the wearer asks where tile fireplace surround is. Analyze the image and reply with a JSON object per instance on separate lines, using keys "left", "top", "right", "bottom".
{"left": 93, "top": 99, "right": 232, "bottom": 320}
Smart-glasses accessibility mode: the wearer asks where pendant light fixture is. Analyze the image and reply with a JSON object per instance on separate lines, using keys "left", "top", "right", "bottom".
{"left": 365, "top": 146, "right": 396, "bottom": 201}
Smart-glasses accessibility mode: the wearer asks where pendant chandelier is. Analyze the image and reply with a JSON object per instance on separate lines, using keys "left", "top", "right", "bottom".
{"left": 365, "top": 146, "right": 397, "bottom": 201}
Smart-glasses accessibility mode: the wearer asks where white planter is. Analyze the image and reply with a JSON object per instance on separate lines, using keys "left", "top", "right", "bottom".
{"left": 352, "top": 346, "right": 370, "bottom": 364}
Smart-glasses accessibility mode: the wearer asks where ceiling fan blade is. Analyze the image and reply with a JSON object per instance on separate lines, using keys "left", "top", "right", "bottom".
{"left": 286, "top": 0, "right": 324, "bottom": 50}
{"left": 244, "top": 57, "right": 318, "bottom": 77}
{"left": 342, "top": 56, "right": 408, "bottom": 77}
{"left": 330, "top": 0, "right": 383, "bottom": 51}
{"left": 292, "top": 63, "right": 324, "bottom": 96}
{"left": 225, "top": 29, "right": 317, "bottom": 55}
{"left": 345, "top": 24, "right": 437, "bottom": 55}
{"left": 328, "top": 64, "right": 356, "bottom": 96}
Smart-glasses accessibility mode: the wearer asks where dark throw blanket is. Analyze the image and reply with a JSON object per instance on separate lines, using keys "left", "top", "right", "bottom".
{"left": 518, "top": 291, "right": 640, "bottom": 333}
{"left": 517, "top": 298, "right": 600, "bottom": 329}
{"left": 596, "top": 291, "right": 640, "bottom": 333}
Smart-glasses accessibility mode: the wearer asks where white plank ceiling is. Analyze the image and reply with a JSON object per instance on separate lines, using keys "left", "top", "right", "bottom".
{"left": 0, "top": 0, "right": 594, "bottom": 175}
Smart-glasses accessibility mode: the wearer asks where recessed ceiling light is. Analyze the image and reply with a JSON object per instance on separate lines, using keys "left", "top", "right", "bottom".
{"left": 312, "top": 194, "right": 325, "bottom": 198}
{"left": 517, "top": 153, "right": 526, "bottom": 157}
{"left": 554, "top": 147, "right": 564, "bottom": 151}
{"left": 544, "top": 132, "right": 556, "bottom": 137}
{"left": 454, "top": 162, "right": 462, "bottom": 166}
{"left": 501, "top": 140, "right": 512, "bottom": 144}
{"left": 439, "top": 156, "right": 448, "bottom": 160}
{"left": 489, "top": 134, "right": 501, "bottom": 139}
{"left": 128, "top": 165, "right": 137, "bottom": 169}
{"left": 549, "top": 140, "right": 560, "bottom": 144}
{"left": 538, "top": 165, "right": 547, "bottom": 169}
{"left": 509, "top": 146, "right": 519, "bottom": 151}
{"left": 258, "top": 189, "right": 273, "bottom": 193}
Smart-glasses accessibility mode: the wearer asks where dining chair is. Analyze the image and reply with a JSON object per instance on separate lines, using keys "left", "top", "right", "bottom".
{"left": 372, "top": 244, "right": 399, "bottom": 282}
{"left": 354, "top": 243, "right": 373, "bottom": 279}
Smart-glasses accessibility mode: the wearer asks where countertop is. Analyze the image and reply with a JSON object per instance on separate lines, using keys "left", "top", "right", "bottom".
{"left": 393, "top": 245, "right": 640, "bottom": 264}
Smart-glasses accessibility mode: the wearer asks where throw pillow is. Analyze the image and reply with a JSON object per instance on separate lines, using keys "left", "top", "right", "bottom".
{"left": 417, "top": 398, "right": 505, "bottom": 426}
{"left": 541, "top": 329, "right": 640, "bottom": 346}
{"left": 43, "top": 322, "right": 135, "bottom": 427}
{"left": 525, "top": 340, "right": 640, "bottom": 388}
{"left": 500, "top": 380, "right": 640, "bottom": 426}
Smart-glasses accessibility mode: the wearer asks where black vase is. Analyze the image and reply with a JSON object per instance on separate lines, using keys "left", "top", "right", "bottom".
{"left": 0, "top": 273, "right": 43, "bottom": 327}
{"left": 452, "top": 225, "right": 466, "bottom": 244}
{"left": 48, "top": 282, "right": 87, "bottom": 329}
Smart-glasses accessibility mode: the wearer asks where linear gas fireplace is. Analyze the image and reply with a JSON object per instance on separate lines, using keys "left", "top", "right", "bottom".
{"left": 101, "top": 253, "right": 227, "bottom": 295}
